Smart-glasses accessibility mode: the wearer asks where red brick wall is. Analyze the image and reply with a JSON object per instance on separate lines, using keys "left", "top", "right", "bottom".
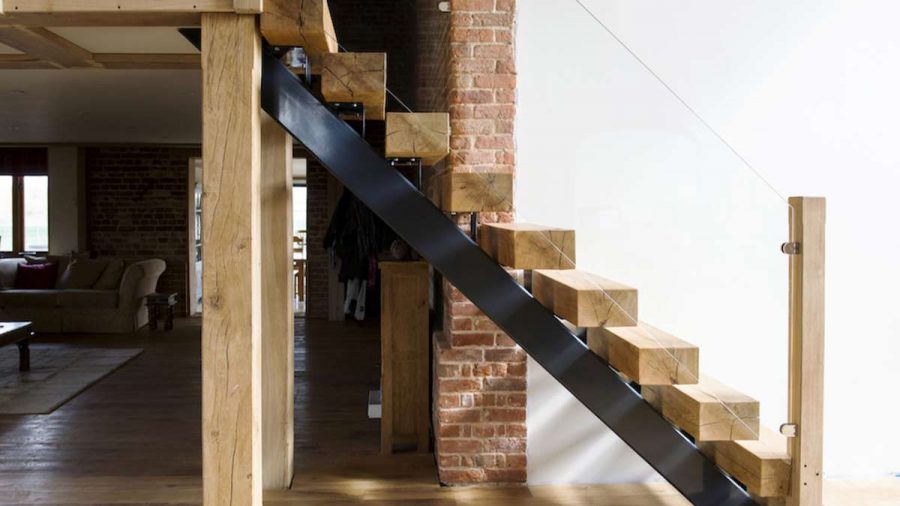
{"left": 303, "top": 158, "right": 330, "bottom": 320}
{"left": 432, "top": 0, "right": 524, "bottom": 485}
{"left": 85, "top": 146, "right": 197, "bottom": 317}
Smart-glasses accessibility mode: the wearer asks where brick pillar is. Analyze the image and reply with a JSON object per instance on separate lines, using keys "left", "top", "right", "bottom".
{"left": 433, "top": 0, "right": 524, "bottom": 485}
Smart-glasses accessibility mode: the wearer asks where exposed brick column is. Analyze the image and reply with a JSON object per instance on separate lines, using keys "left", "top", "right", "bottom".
{"left": 432, "top": 0, "right": 524, "bottom": 485}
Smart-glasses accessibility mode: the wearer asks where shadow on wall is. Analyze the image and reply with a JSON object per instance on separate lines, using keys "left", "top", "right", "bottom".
{"left": 526, "top": 357, "right": 662, "bottom": 485}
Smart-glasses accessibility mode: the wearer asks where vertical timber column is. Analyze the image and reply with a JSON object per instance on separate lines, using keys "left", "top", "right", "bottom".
{"left": 260, "top": 112, "right": 295, "bottom": 490}
{"left": 787, "top": 197, "right": 826, "bottom": 506}
{"left": 201, "top": 13, "right": 263, "bottom": 506}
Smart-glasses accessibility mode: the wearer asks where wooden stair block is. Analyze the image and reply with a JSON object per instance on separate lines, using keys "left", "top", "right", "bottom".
{"left": 321, "top": 52, "right": 387, "bottom": 120}
{"left": 261, "top": 0, "right": 338, "bottom": 55}
{"left": 699, "top": 428, "right": 791, "bottom": 498}
{"left": 532, "top": 270, "right": 637, "bottom": 328}
{"left": 439, "top": 172, "right": 513, "bottom": 213}
{"left": 385, "top": 113, "right": 450, "bottom": 166}
{"left": 643, "top": 377, "right": 760, "bottom": 442}
{"left": 587, "top": 324, "right": 699, "bottom": 386}
{"left": 478, "top": 223, "right": 576, "bottom": 270}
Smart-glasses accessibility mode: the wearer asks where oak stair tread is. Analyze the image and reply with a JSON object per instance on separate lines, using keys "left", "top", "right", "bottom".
{"left": 587, "top": 324, "right": 699, "bottom": 386}
{"left": 261, "top": 0, "right": 339, "bottom": 56}
{"left": 643, "top": 376, "right": 760, "bottom": 442}
{"left": 699, "top": 428, "right": 791, "bottom": 498}
{"left": 321, "top": 52, "right": 387, "bottom": 120}
{"left": 532, "top": 269, "right": 638, "bottom": 327}
{"left": 437, "top": 172, "right": 513, "bottom": 213}
{"left": 478, "top": 222, "right": 576, "bottom": 270}
{"left": 385, "top": 112, "right": 450, "bottom": 166}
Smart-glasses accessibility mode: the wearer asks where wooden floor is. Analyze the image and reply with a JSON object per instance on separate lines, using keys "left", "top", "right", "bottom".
{"left": 0, "top": 318, "right": 895, "bottom": 505}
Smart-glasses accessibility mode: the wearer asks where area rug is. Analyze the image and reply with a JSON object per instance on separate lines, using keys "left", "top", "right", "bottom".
{"left": 0, "top": 346, "right": 143, "bottom": 414}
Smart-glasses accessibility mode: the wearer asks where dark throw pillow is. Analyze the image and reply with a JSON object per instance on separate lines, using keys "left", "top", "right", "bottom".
{"left": 93, "top": 258, "right": 126, "bottom": 290}
{"left": 14, "top": 262, "right": 59, "bottom": 290}
{"left": 58, "top": 258, "right": 109, "bottom": 290}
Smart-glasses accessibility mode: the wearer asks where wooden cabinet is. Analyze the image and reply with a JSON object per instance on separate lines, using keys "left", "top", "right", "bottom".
{"left": 379, "top": 261, "right": 430, "bottom": 454}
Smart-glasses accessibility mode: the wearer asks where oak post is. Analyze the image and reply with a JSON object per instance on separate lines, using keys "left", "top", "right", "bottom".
{"left": 786, "top": 197, "right": 826, "bottom": 506}
{"left": 201, "top": 12, "right": 263, "bottom": 506}
{"left": 260, "top": 111, "right": 295, "bottom": 490}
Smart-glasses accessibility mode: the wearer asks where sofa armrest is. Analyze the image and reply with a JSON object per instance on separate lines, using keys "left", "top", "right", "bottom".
{"left": 118, "top": 259, "right": 167, "bottom": 311}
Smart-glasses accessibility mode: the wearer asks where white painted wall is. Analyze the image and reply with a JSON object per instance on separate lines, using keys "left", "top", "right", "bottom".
{"left": 518, "top": 0, "right": 900, "bottom": 482}
{"left": 48, "top": 146, "right": 86, "bottom": 256}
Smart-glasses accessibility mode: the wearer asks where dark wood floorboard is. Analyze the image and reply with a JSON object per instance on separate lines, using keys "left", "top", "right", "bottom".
{"left": 0, "top": 318, "right": 701, "bottom": 505}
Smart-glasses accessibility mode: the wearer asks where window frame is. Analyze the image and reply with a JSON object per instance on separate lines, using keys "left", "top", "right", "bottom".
{"left": 0, "top": 175, "right": 50, "bottom": 256}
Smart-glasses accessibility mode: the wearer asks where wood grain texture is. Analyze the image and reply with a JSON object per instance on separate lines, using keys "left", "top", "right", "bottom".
{"left": 478, "top": 222, "right": 576, "bottom": 270}
{"left": 0, "top": 53, "right": 53, "bottom": 67}
{"left": 0, "top": 52, "right": 199, "bottom": 69}
{"left": 532, "top": 269, "right": 638, "bottom": 328}
{"left": 261, "top": 0, "right": 338, "bottom": 55}
{"left": 321, "top": 52, "right": 387, "bottom": 120}
{"left": 0, "top": 11, "right": 202, "bottom": 25}
{"left": 587, "top": 324, "right": 699, "bottom": 386}
{"left": 380, "top": 262, "right": 430, "bottom": 455}
{"left": 93, "top": 53, "right": 200, "bottom": 69}
{"left": 201, "top": 12, "right": 263, "bottom": 506}
{"left": 385, "top": 112, "right": 450, "bottom": 166}
{"left": 0, "top": 320, "right": 886, "bottom": 505}
{"left": 699, "top": 427, "right": 791, "bottom": 498}
{"left": 440, "top": 172, "right": 513, "bottom": 213}
{"left": 643, "top": 377, "right": 759, "bottom": 442}
{"left": 787, "top": 197, "right": 826, "bottom": 506}
{"left": 0, "top": 25, "right": 96, "bottom": 68}
{"left": 233, "top": 0, "right": 262, "bottom": 13}
{"left": 0, "top": 0, "right": 235, "bottom": 12}
{"left": 260, "top": 112, "right": 294, "bottom": 490}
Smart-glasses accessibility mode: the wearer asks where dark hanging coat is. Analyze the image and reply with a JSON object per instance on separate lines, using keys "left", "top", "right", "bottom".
{"left": 323, "top": 189, "right": 394, "bottom": 282}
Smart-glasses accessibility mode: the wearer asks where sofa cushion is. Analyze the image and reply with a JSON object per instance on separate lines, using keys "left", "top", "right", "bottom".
{"left": 57, "top": 290, "right": 118, "bottom": 309}
{"left": 59, "top": 258, "right": 108, "bottom": 289}
{"left": 93, "top": 258, "right": 125, "bottom": 290}
{"left": 0, "top": 259, "right": 25, "bottom": 289}
{"left": 15, "top": 262, "right": 59, "bottom": 289}
{"left": 0, "top": 290, "right": 58, "bottom": 308}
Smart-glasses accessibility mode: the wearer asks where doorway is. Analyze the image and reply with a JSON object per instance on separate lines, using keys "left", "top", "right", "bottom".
{"left": 292, "top": 158, "right": 307, "bottom": 315}
{"left": 187, "top": 157, "right": 202, "bottom": 316}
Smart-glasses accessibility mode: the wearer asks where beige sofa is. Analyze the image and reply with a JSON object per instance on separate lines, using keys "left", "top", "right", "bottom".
{"left": 0, "top": 257, "right": 166, "bottom": 334}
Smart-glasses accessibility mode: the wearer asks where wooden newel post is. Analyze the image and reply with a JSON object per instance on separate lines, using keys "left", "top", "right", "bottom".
{"left": 786, "top": 196, "right": 826, "bottom": 506}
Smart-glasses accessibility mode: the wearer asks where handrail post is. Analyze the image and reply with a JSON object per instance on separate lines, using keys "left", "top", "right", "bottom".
{"left": 786, "top": 196, "right": 826, "bottom": 506}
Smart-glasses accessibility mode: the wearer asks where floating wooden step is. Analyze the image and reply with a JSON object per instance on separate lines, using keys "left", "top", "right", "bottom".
{"left": 386, "top": 113, "right": 450, "bottom": 166}
{"left": 261, "top": 0, "right": 339, "bottom": 56}
{"left": 532, "top": 270, "right": 638, "bottom": 328}
{"left": 439, "top": 172, "right": 513, "bottom": 213}
{"left": 478, "top": 223, "right": 575, "bottom": 270}
{"left": 321, "top": 52, "right": 387, "bottom": 120}
{"left": 587, "top": 324, "right": 699, "bottom": 386}
{"left": 643, "top": 377, "right": 760, "bottom": 442}
{"left": 699, "top": 428, "right": 791, "bottom": 498}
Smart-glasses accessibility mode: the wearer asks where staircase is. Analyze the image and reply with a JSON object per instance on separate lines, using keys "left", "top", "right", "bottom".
{"left": 188, "top": 4, "right": 796, "bottom": 503}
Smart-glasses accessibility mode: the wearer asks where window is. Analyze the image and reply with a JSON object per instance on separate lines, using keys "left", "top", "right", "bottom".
{"left": 0, "top": 149, "right": 49, "bottom": 255}
{"left": 23, "top": 176, "right": 49, "bottom": 252}
{"left": 0, "top": 177, "right": 12, "bottom": 252}
{"left": 0, "top": 175, "right": 49, "bottom": 254}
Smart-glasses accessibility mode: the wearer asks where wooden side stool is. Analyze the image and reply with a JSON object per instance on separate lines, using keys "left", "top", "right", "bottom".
{"left": 146, "top": 293, "right": 178, "bottom": 331}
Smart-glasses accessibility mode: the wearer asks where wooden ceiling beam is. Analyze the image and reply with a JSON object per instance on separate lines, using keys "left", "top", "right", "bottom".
{"left": 0, "top": 25, "right": 96, "bottom": 67}
{"left": 0, "top": 0, "right": 235, "bottom": 14}
{"left": 0, "top": 12, "right": 203, "bottom": 27}
{"left": 93, "top": 53, "right": 200, "bottom": 69}
{"left": 0, "top": 52, "right": 200, "bottom": 69}
{"left": 0, "top": 52, "right": 53, "bottom": 68}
